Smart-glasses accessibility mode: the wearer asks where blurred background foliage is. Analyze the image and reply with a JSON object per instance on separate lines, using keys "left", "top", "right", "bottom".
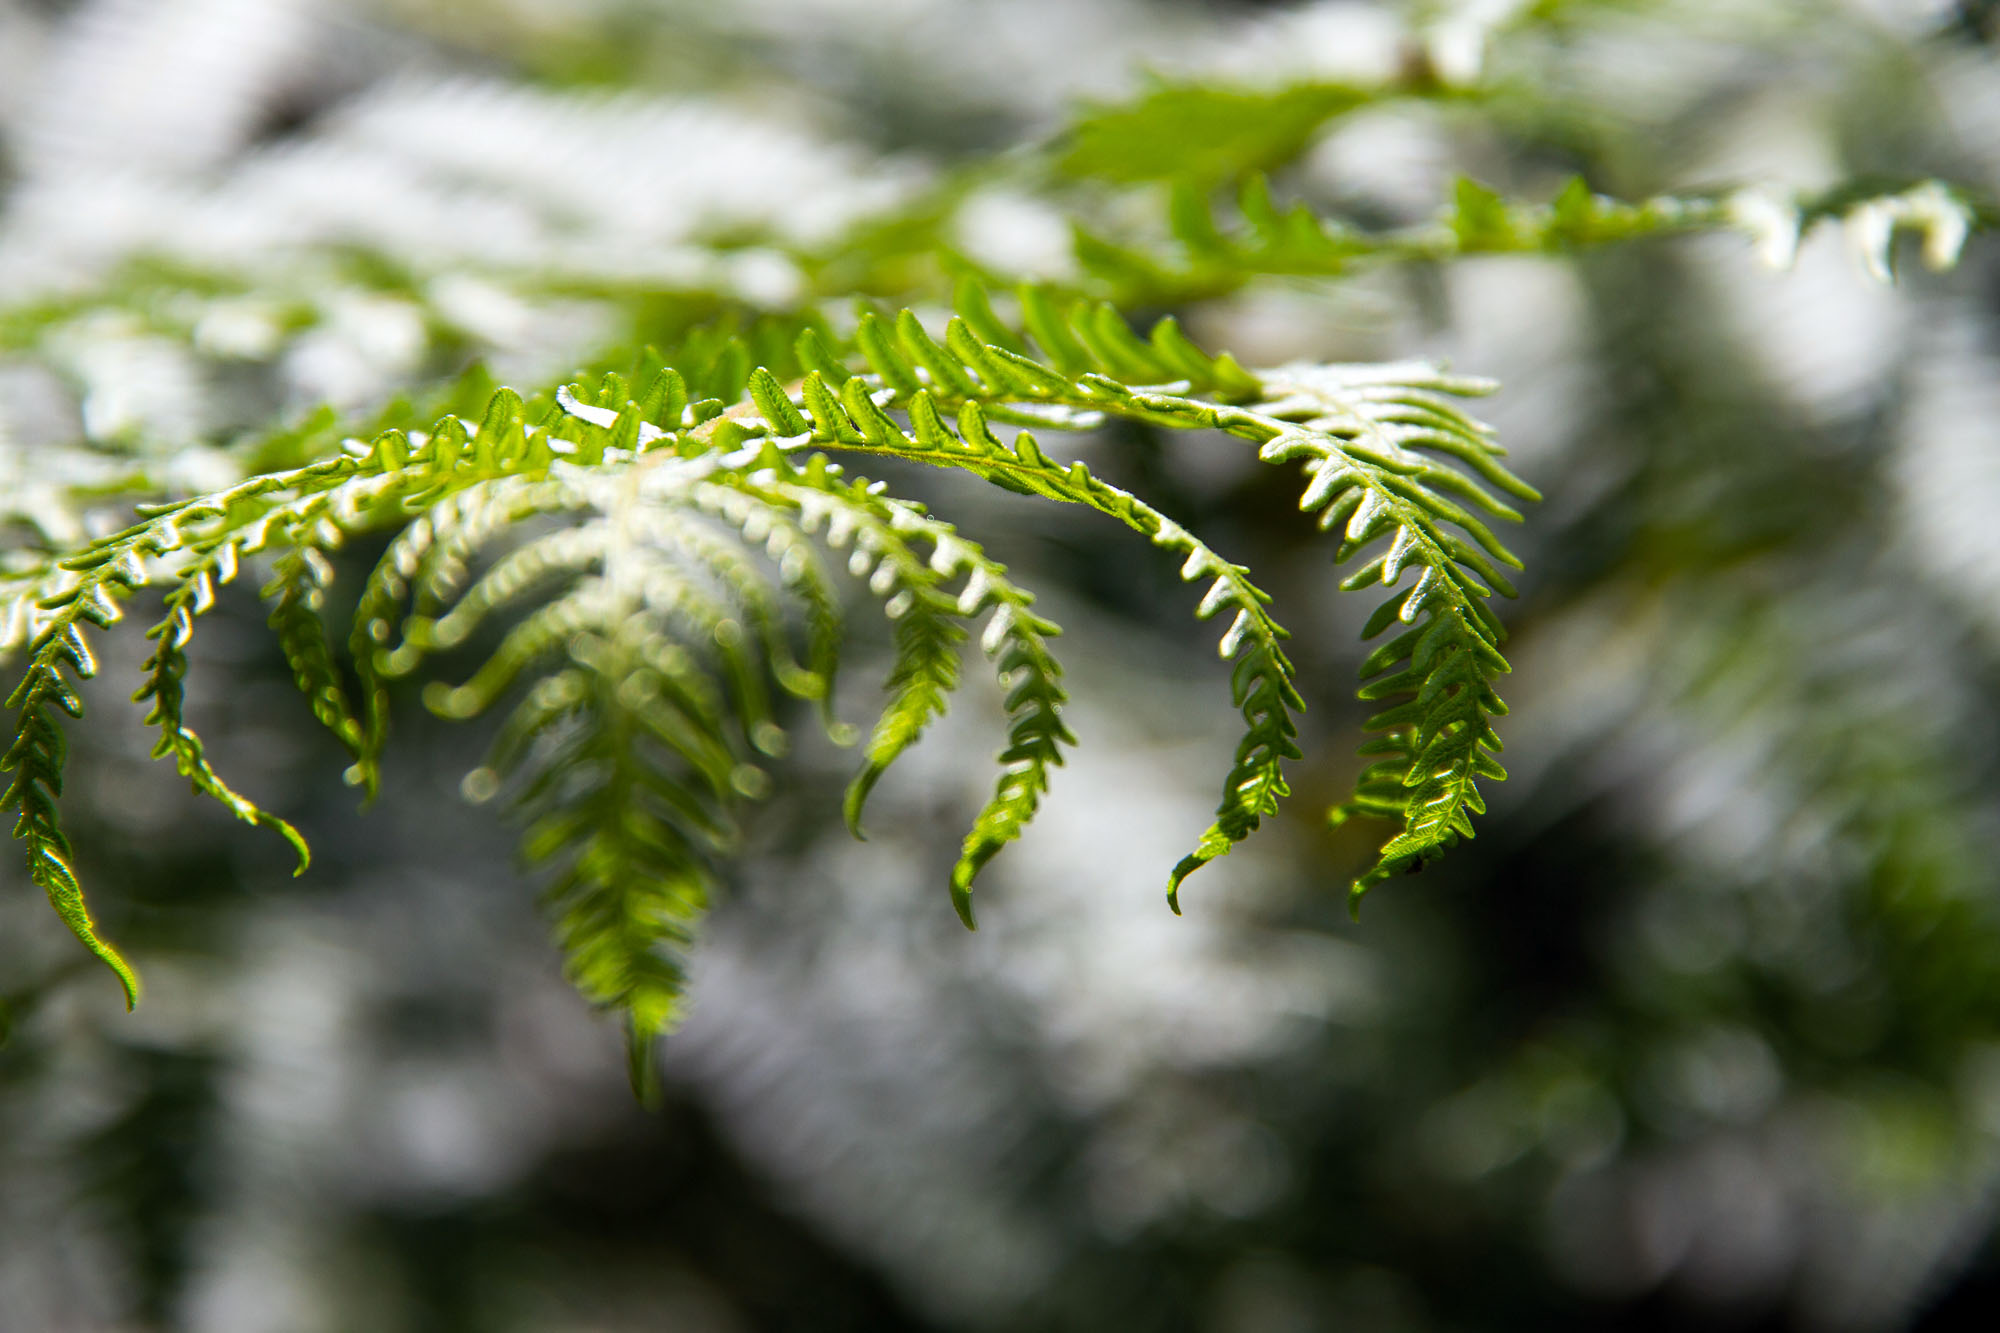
{"left": 5, "top": 0, "right": 2000, "bottom": 1329}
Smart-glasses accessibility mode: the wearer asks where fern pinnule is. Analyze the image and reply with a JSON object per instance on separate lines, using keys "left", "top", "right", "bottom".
{"left": 136, "top": 548, "right": 311, "bottom": 874}
{"left": 3, "top": 617, "right": 137, "bottom": 1007}
{"left": 263, "top": 547, "right": 368, "bottom": 764}
{"left": 1, "top": 560, "right": 69, "bottom": 661}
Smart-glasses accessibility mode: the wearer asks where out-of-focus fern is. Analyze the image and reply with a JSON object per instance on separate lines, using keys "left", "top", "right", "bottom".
{"left": 1060, "top": 82, "right": 1408, "bottom": 187}
{"left": 0, "top": 285, "right": 1532, "bottom": 1077}
{"left": 1074, "top": 175, "right": 1985, "bottom": 303}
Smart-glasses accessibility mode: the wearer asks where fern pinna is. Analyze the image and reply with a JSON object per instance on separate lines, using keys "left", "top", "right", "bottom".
{"left": 0, "top": 287, "right": 1534, "bottom": 1087}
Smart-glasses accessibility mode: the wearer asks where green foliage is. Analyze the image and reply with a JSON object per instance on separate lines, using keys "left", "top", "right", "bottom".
{"left": 1074, "top": 173, "right": 1981, "bottom": 303}
{"left": 1060, "top": 82, "right": 1388, "bottom": 185}
{"left": 3, "top": 29, "right": 1989, "bottom": 1100}
{"left": 1250, "top": 362, "right": 1534, "bottom": 899}
{"left": 0, "top": 275, "right": 1531, "bottom": 1068}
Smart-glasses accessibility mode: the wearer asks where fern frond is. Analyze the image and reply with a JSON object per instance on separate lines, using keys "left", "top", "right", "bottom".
{"left": 344, "top": 485, "right": 770, "bottom": 1078}
{"left": 2, "top": 613, "right": 138, "bottom": 1007}
{"left": 1, "top": 476, "right": 338, "bottom": 1002}
{"left": 737, "top": 384, "right": 1294, "bottom": 909}
{"left": 262, "top": 548, "right": 367, "bottom": 763}
{"left": 1076, "top": 175, "right": 1985, "bottom": 301}
{"left": 485, "top": 627, "right": 728, "bottom": 1100}
{"left": 1, "top": 413, "right": 530, "bottom": 1000}
{"left": 868, "top": 295, "right": 1518, "bottom": 901}
{"left": 1247, "top": 362, "right": 1528, "bottom": 902}
{"left": 5, "top": 285, "right": 1528, "bottom": 1036}
{"left": 309, "top": 402, "right": 1064, "bottom": 1056}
